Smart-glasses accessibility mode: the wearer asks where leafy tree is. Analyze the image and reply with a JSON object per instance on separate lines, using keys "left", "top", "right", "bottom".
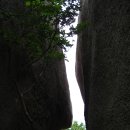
{"left": 1, "top": 0, "right": 81, "bottom": 61}
{"left": 65, "top": 121, "right": 86, "bottom": 130}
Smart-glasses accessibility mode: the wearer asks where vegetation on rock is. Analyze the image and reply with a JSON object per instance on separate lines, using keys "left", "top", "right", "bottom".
{"left": 1, "top": 0, "right": 80, "bottom": 61}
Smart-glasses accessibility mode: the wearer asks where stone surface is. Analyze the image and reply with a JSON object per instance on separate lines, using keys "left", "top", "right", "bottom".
{"left": 0, "top": 0, "right": 72, "bottom": 129}
{"left": 0, "top": 43, "right": 72, "bottom": 130}
{"left": 76, "top": 0, "right": 130, "bottom": 130}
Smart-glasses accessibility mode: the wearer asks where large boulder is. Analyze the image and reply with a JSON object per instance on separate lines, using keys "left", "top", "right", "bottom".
{"left": 0, "top": 43, "right": 72, "bottom": 130}
{"left": 76, "top": 0, "right": 130, "bottom": 130}
{"left": 0, "top": 0, "right": 72, "bottom": 129}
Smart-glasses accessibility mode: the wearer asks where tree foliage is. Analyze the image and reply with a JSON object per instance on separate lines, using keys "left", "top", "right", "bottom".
{"left": 1, "top": 0, "right": 81, "bottom": 61}
{"left": 65, "top": 121, "right": 86, "bottom": 130}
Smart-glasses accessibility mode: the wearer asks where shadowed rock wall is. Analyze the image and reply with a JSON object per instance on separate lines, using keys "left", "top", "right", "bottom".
{"left": 0, "top": 44, "right": 72, "bottom": 130}
{"left": 0, "top": 0, "right": 72, "bottom": 130}
{"left": 76, "top": 0, "right": 130, "bottom": 130}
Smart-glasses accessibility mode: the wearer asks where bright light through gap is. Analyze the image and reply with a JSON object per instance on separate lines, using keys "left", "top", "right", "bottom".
{"left": 64, "top": 17, "right": 85, "bottom": 124}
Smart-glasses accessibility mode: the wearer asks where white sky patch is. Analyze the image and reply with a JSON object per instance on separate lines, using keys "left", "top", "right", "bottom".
{"left": 64, "top": 17, "right": 85, "bottom": 124}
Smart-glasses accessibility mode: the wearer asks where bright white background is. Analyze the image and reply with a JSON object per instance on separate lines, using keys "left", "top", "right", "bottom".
{"left": 65, "top": 34, "right": 85, "bottom": 124}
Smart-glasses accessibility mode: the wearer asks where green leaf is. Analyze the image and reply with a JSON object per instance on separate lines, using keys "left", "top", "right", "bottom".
{"left": 2, "top": 0, "right": 81, "bottom": 61}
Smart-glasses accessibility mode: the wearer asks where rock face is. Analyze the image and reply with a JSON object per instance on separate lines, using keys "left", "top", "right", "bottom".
{"left": 76, "top": 0, "right": 130, "bottom": 130}
{"left": 0, "top": 1, "right": 72, "bottom": 130}
{"left": 0, "top": 45, "right": 72, "bottom": 130}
